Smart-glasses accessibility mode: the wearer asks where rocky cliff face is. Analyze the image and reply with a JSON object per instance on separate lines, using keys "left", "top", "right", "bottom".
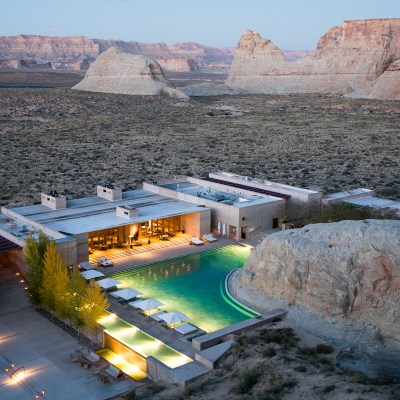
{"left": 0, "top": 35, "right": 233, "bottom": 72}
{"left": 234, "top": 219, "right": 400, "bottom": 342}
{"left": 72, "top": 47, "right": 188, "bottom": 98}
{"left": 156, "top": 57, "right": 199, "bottom": 72}
{"left": 347, "top": 60, "right": 400, "bottom": 100}
{"left": 226, "top": 19, "right": 400, "bottom": 98}
{"left": 0, "top": 34, "right": 99, "bottom": 62}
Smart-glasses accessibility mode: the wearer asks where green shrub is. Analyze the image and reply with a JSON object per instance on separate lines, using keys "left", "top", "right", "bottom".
{"left": 259, "top": 328, "right": 297, "bottom": 349}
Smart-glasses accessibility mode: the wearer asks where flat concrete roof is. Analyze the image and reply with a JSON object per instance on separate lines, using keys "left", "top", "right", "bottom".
{"left": 323, "top": 188, "right": 374, "bottom": 201}
{"left": 344, "top": 196, "right": 400, "bottom": 214}
{"left": 211, "top": 171, "right": 319, "bottom": 195}
{"left": 7, "top": 189, "right": 210, "bottom": 235}
{"left": 159, "top": 181, "right": 284, "bottom": 208}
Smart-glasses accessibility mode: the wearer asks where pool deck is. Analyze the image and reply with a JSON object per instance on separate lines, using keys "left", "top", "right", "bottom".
{"left": 97, "top": 236, "right": 235, "bottom": 275}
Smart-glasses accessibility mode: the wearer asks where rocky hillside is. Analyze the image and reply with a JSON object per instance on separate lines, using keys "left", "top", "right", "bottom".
{"left": 226, "top": 19, "right": 400, "bottom": 99}
{"left": 72, "top": 47, "right": 188, "bottom": 98}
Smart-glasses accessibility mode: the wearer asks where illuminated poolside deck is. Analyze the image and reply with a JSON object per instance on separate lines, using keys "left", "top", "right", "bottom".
{"left": 98, "top": 312, "right": 192, "bottom": 370}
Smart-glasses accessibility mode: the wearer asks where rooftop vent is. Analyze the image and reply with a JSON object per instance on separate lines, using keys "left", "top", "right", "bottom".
{"left": 97, "top": 184, "right": 122, "bottom": 201}
{"left": 41, "top": 191, "right": 67, "bottom": 210}
{"left": 116, "top": 205, "right": 139, "bottom": 219}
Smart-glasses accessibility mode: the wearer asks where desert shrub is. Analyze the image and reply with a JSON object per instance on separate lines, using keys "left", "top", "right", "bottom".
{"left": 322, "top": 384, "right": 335, "bottom": 394}
{"left": 233, "top": 366, "right": 262, "bottom": 394}
{"left": 294, "top": 365, "right": 307, "bottom": 373}
{"left": 316, "top": 343, "right": 334, "bottom": 354}
{"left": 263, "top": 346, "right": 277, "bottom": 358}
{"left": 258, "top": 328, "right": 297, "bottom": 349}
{"left": 297, "top": 347, "right": 317, "bottom": 357}
{"left": 262, "top": 377, "right": 298, "bottom": 398}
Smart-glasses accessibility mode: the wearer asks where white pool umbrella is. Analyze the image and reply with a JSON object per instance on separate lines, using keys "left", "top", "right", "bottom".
{"left": 136, "top": 298, "right": 164, "bottom": 314}
{"left": 80, "top": 270, "right": 105, "bottom": 280}
{"left": 222, "top": 223, "right": 227, "bottom": 236}
{"left": 110, "top": 288, "right": 143, "bottom": 300}
{"left": 217, "top": 221, "right": 221, "bottom": 234}
{"left": 97, "top": 278, "right": 122, "bottom": 290}
{"left": 159, "top": 311, "right": 189, "bottom": 327}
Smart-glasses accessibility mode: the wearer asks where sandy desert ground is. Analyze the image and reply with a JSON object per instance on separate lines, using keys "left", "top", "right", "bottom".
{"left": 0, "top": 86, "right": 399, "bottom": 208}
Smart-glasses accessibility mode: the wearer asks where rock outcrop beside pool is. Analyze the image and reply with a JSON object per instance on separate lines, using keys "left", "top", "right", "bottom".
{"left": 231, "top": 219, "right": 400, "bottom": 378}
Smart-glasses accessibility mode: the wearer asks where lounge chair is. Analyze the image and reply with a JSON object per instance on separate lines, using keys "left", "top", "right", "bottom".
{"left": 105, "top": 365, "right": 124, "bottom": 379}
{"left": 98, "top": 257, "right": 113, "bottom": 267}
{"left": 189, "top": 237, "right": 204, "bottom": 246}
{"left": 150, "top": 310, "right": 167, "bottom": 321}
{"left": 202, "top": 234, "right": 218, "bottom": 242}
{"left": 174, "top": 323, "right": 198, "bottom": 335}
{"left": 85, "top": 351, "right": 101, "bottom": 364}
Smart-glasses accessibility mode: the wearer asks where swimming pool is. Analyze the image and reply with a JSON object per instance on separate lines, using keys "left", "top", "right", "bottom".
{"left": 110, "top": 244, "right": 258, "bottom": 333}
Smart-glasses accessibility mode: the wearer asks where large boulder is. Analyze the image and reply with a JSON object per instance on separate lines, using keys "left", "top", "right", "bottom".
{"left": 235, "top": 219, "right": 400, "bottom": 339}
{"left": 226, "top": 19, "right": 400, "bottom": 98}
{"left": 72, "top": 47, "right": 189, "bottom": 98}
{"left": 232, "top": 219, "right": 400, "bottom": 378}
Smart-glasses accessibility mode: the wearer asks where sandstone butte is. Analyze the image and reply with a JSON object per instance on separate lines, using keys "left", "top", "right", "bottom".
{"left": 226, "top": 19, "right": 400, "bottom": 100}
{"left": 72, "top": 47, "right": 188, "bottom": 99}
{"left": 232, "top": 219, "right": 400, "bottom": 344}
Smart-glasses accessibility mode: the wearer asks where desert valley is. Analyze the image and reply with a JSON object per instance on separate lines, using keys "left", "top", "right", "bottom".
{"left": 0, "top": 13, "right": 399, "bottom": 400}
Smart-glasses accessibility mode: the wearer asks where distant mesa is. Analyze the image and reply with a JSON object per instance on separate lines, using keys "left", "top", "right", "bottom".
{"left": 156, "top": 57, "right": 199, "bottom": 73}
{"left": 0, "top": 34, "right": 233, "bottom": 73}
{"left": 226, "top": 19, "right": 400, "bottom": 100}
{"left": 72, "top": 47, "right": 189, "bottom": 98}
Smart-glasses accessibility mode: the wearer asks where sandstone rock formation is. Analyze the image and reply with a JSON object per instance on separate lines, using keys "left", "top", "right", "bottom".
{"left": 233, "top": 219, "right": 400, "bottom": 341}
{"left": 226, "top": 19, "right": 400, "bottom": 98}
{"left": 0, "top": 34, "right": 233, "bottom": 72}
{"left": 72, "top": 47, "right": 188, "bottom": 98}
{"left": 0, "top": 34, "right": 99, "bottom": 62}
{"left": 347, "top": 60, "right": 400, "bottom": 100}
{"left": 156, "top": 57, "right": 199, "bottom": 72}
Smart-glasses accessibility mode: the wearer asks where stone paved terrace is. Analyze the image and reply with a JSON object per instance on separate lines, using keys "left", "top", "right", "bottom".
{"left": 0, "top": 275, "right": 140, "bottom": 400}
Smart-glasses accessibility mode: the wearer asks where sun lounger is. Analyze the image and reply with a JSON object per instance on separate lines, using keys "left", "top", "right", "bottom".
{"left": 85, "top": 351, "right": 100, "bottom": 364}
{"left": 150, "top": 310, "right": 167, "bottom": 321}
{"left": 98, "top": 257, "right": 114, "bottom": 267}
{"left": 202, "top": 234, "right": 218, "bottom": 242}
{"left": 189, "top": 237, "right": 204, "bottom": 246}
{"left": 174, "top": 323, "right": 198, "bottom": 335}
{"left": 105, "top": 365, "right": 123, "bottom": 379}
{"left": 128, "top": 300, "right": 143, "bottom": 309}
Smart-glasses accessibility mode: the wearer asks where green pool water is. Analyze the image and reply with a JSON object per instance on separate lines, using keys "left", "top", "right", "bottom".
{"left": 110, "top": 244, "right": 258, "bottom": 333}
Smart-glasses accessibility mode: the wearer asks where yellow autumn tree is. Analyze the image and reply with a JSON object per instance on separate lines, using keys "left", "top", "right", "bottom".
{"left": 40, "top": 241, "right": 70, "bottom": 319}
{"left": 80, "top": 280, "right": 109, "bottom": 339}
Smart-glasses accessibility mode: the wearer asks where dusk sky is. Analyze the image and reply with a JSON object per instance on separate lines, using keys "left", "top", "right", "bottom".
{"left": 3, "top": 0, "right": 400, "bottom": 49}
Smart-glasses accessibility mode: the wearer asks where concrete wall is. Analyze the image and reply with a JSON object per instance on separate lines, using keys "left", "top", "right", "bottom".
{"left": 0, "top": 249, "right": 25, "bottom": 274}
{"left": 183, "top": 209, "right": 210, "bottom": 238}
{"left": 237, "top": 199, "right": 285, "bottom": 239}
{"left": 55, "top": 237, "right": 77, "bottom": 266}
{"left": 74, "top": 233, "right": 89, "bottom": 263}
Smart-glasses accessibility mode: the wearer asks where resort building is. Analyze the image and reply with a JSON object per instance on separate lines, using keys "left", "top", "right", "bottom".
{"left": 0, "top": 172, "right": 321, "bottom": 269}
{"left": 322, "top": 188, "right": 400, "bottom": 217}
